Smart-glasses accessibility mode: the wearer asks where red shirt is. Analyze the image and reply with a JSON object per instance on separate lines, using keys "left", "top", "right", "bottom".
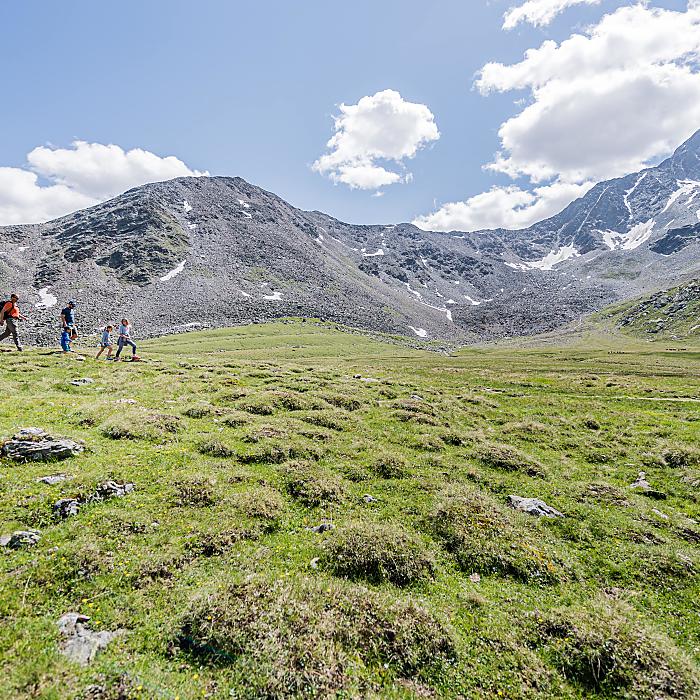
{"left": 2, "top": 302, "right": 19, "bottom": 319}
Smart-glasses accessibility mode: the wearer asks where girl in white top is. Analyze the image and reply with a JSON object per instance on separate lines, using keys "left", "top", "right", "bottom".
{"left": 114, "top": 318, "right": 138, "bottom": 360}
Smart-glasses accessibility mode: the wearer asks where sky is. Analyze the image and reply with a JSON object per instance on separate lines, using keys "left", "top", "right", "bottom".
{"left": 1, "top": 0, "right": 698, "bottom": 231}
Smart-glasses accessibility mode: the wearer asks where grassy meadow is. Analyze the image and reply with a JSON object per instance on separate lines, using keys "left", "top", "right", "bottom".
{"left": 1, "top": 321, "right": 699, "bottom": 699}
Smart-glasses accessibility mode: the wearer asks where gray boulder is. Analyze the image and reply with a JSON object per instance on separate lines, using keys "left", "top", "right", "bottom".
{"left": 629, "top": 471, "right": 667, "bottom": 500}
{"left": 57, "top": 613, "right": 124, "bottom": 666}
{"left": 0, "top": 529, "right": 41, "bottom": 549}
{"left": 92, "top": 480, "right": 135, "bottom": 501}
{"left": 508, "top": 495, "right": 564, "bottom": 518}
{"left": 70, "top": 378, "right": 95, "bottom": 387}
{"left": 307, "top": 522, "right": 335, "bottom": 534}
{"left": 2, "top": 428, "right": 84, "bottom": 462}
{"left": 54, "top": 498, "right": 80, "bottom": 519}
{"left": 37, "top": 474, "right": 67, "bottom": 485}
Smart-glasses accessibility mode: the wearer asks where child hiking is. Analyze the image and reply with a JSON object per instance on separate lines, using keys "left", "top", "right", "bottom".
{"left": 96, "top": 325, "right": 114, "bottom": 360}
{"left": 60, "top": 300, "right": 77, "bottom": 353}
{"left": 115, "top": 318, "right": 139, "bottom": 361}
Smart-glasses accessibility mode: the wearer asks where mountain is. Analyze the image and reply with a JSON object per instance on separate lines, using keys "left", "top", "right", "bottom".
{"left": 1, "top": 130, "right": 699, "bottom": 346}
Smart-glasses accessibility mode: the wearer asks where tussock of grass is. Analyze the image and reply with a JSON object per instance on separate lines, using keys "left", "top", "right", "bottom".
{"left": 300, "top": 410, "right": 350, "bottom": 431}
{"left": 428, "top": 487, "right": 569, "bottom": 583}
{"left": 175, "top": 576, "right": 457, "bottom": 696}
{"left": 319, "top": 392, "right": 363, "bottom": 411}
{"left": 320, "top": 521, "right": 435, "bottom": 586}
{"left": 235, "top": 485, "right": 286, "bottom": 526}
{"left": 172, "top": 478, "right": 217, "bottom": 507}
{"left": 185, "top": 527, "right": 260, "bottom": 557}
{"left": 473, "top": 442, "right": 545, "bottom": 477}
{"left": 660, "top": 445, "right": 700, "bottom": 468}
{"left": 371, "top": 453, "right": 409, "bottom": 479}
{"left": 534, "top": 599, "right": 699, "bottom": 699}
{"left": 183, "top": 403, "right": 213, "bottom": 418}
{"left": 198, "top": 439, "right": 236, "bottom": 457}
{"left": 283, "top": 460, "right": 345, "bottom": 506}
{"left": 220, "top": 411, "right": 249, "bottom": 428}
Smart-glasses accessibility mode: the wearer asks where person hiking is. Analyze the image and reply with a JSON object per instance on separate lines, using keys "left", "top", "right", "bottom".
{"left": 60, "top": 300, "right": 77, "bottom": 353}
{"left": 0, "top": 293, "right": 27, "bottom": 351}
{"left": 96, "top": 324, "right": 114, "bottom": 360}
{"left": 114, "top": 318, "right": 139, "bottom": 361}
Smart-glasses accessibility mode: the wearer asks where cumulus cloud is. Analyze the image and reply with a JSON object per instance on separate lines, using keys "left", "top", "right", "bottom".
{"left": 416, "top": 2, "right": 700, "bottom": 232}
{"left": 0, "top": 141, "right": 207, "bottom": 225}
{"left": 313, "top": 89, "right": 439, "bottom": 190}
{"left": 414, "top": 181, "right": 593, "bottom": 232}
{"left": 503, "top": 0, "right": 601, "bottom": 29}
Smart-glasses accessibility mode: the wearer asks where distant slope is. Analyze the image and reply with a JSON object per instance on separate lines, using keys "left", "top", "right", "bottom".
{"left": 597, "top": 278, "right": 700, "bottom": 339}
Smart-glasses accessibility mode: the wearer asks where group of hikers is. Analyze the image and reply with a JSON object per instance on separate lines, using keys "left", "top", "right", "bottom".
{"left": 0, "top": 293, "right": 140, "bottom": 361}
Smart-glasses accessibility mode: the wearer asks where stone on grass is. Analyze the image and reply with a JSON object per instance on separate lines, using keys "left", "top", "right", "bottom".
{"left": 2, "top": 428, "right": 84, "bottom": 462}
{"left": 508, "top": 495, "right": 564, "bottom": 518}
{"left": 629, "top": 472, "right": 667, "bottom": 500}
{"left": 57, "top": 613, "right": 124, "bottom": 666}
{"left": 54, "top": 498, "right": 80, "bottom": 519}
{"left": 70, "top": 378, "right": 94, "bottom": 387}
{"left": 362, "top": 494, "right": 378, "bottom": 503}
{"left": 307, "top": 522, "right": 335, "bottom": 534}
{"left": 92, "top": 480, "right": 135, "bottom": 501}
{"left": 37, "top": 474, "right": 67, "bottom": 485}
{"left": 0, "top": 529, "right": 41, "bottom": 549}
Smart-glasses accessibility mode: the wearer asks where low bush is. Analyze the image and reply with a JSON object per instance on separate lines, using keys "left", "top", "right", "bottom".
{"left": 175, "top": 576, "right": 456, "bottom": 696}
{"left": 661, "top": 445, "right": 700, "bottom": 468}
{"left": 534, "top": 599, "right": 699, "bottom": 699}
{"left": 321, "top": 521, "right": 435, "bottom": 586}
{"left": 428, "top": 488, "right": 569, "bottom": 584}
{"left": 472, "top": 442, "right": 545, "bottom": 477}
{"left": 172, "top": 478, "right": 217, "bottom": 507}
{"left": 283, "top": 461, "right": 345, "bottom": 506}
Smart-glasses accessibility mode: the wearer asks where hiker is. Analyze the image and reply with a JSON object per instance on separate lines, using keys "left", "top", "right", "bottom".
{"left": 60, "top": 300, "right": 77, "bottom": 353}
{"left": 96, "top": 324, "right": 114, "bottom": 360}
{"left": 0, "top": 293, "right": 27, "bottom": 351}
{"left": 114, "top": 318, "right": 139, "bottom": 361}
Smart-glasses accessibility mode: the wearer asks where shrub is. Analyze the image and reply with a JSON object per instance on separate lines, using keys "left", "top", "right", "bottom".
{"left": 661, "top": 445, "right": 700, "bottom": 468}
{"left": 183, "top": 403, "right": 213, "bottom": 418}
{"left": 283, "top": 461, "right": 345, "bottom": 506}
{"left": 473, "top": 442, "right": 544, "bottom": 477}
{"left": 198, "top": 440, "right": 236, "bottom": 458}
{"left": 321, "top": 521, "right": 435, "bottom": 586}
{"left": 371, "top": 453, "right": 409, "bottom": 479}
{"left": 175, "top": 576, "right": 456, "bottom": 696}
{"left": 428, "top": 488, "right": 568, "bottom": 584}
{"left": 172, "top": 478, "right": 217, "bottom": 507}
{"left": 185, "top": 528, "right": 260, "bottom": 557}
{"left": 534, "top": 599, "right": 699, "bottom": 699}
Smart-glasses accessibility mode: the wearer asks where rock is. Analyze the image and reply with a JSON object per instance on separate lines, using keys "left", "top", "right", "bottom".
{"left": 652, "top": 508, "right": 669, "bottom": 520}
{"left": 70, "top": 378, "right": 94, "bottom": 386}
{"left": 307, "top": 522, "right": 334, "bottom": 534}
{"left": 410, "top": 394, "right": 424, "bottom": 401}
{"left": 0, "top": 529, "right": 41, "bottom": 549}
{"left": 630, "top": 472, "right": 667, "bottom": 500}
{"left": 2, "top": 428, "right": 84, "bottom": 462}
{"left": 508, "top": 495, "right": 564, "bottom": 518}
{"left": 37, "top": 474, "right": 67, "bottom": 485}
{"left": 57, "top": 613, "right": 124, "bottom": 666}
{"left": 469, "top": 572, "right": 481, "bottom": 583}
{"left": 310, "top": 557, "right": 320, "bottom": 569}
{"left": 92, "top": 480, "right": 135, "bottom": 501}
{"left": 115, "top": 398, "right": 137, "bottom": 404}
{"left": 54, "top": 498, "right": 80, "bottom": 519}
{"left": 630, "top": 471, "right": 651, "bottom": 491}
{"left": 362, "top": 494, "right": 378, "bottom": 503}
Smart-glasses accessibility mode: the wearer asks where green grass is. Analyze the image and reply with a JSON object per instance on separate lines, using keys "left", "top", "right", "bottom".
{"left": 1, "top": 321, "right": 699, "bottom": 699}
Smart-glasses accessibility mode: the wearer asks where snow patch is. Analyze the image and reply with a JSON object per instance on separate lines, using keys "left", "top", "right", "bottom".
{"left": 511, "top": 244, "right": 580, "bottom": 271}
{"left": 602, "top": 219, "right": 655, "bottom": 251}
{"left": 661, "top": 180, "right": 700, "bottom": 213}
{"left": 36, "top": 287, "right": 57, "bottom": 309}
{"left": 408, "top": 326, "right": 428, "bottom": 338}
{"left": 239, "top": 290, "right": 252, "bottom": 298}
{"left": 160, "top": 260, "right": 186, "bottom": 282}
{"left": 362, "top": 249, "right": 384, "bottom": 257}
{"left": 238, "top": 199, "right": 251, "bottom": 208}
{"left": 183, "top": 200, "right": 192, "bottom": 213}
{"left": 623, "top": 173, "right": 647, "bottom": 218}
{"left": 263, "top": 291, "right": 283, "bottom": 301}
{"left": 188, "top": 223, "right": 197, "bottom": 230}
{"left": 464, "top": 296, "right": 482, "bottom": 306}
{"left": 18, "top": 246, "right": 28, "bottom": 252}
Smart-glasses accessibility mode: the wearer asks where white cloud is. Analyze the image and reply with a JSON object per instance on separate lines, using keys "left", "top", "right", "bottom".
{"left": 413, "top": 181, "right": 593, "bottom": 232}
{"left": 313, "top": 89, "right": 439, "bottom": 190}
{"left": 478, "top": 3, "right": 700, "bottom": 183}
{"left": 0, "top": 141, "right": 207, "bottom": 225}
{"left": 503, "top": 0, "right": 601, "bottom": 29}
{"left": 416, "top": 2, "right": 700, "bottom": 232}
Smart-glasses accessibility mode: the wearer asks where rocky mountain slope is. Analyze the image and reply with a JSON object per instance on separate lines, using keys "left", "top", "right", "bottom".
{"left": 1, "top": 130, "right": 699, "bottom": 345}
{"left": 598, "top": 278, "right": 700, "bottom": 339}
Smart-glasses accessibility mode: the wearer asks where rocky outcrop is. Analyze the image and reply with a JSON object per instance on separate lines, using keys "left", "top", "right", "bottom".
{"left": 1, "top": 428, "right": 84, "bottom": 462}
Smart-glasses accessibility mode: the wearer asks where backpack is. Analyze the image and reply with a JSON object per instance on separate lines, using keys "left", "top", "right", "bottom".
{"left": 0, "top": 301, "right": 9, "bottom": 325}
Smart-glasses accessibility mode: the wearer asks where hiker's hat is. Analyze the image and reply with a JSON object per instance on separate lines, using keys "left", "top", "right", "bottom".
{"left": 68, "top": 300, "right": 77, "bottom": 305}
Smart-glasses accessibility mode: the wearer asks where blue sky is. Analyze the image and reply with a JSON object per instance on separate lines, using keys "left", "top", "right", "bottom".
{"left": 1, "top": 0, "right": 697, "bottom": 229}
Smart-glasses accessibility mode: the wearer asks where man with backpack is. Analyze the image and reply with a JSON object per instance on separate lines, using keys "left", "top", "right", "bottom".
{"left": 60, "top": 300, "right": 78, "bottom": 353}
{"left": 0, "top": 293, "right": 27, "bottom": 351}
